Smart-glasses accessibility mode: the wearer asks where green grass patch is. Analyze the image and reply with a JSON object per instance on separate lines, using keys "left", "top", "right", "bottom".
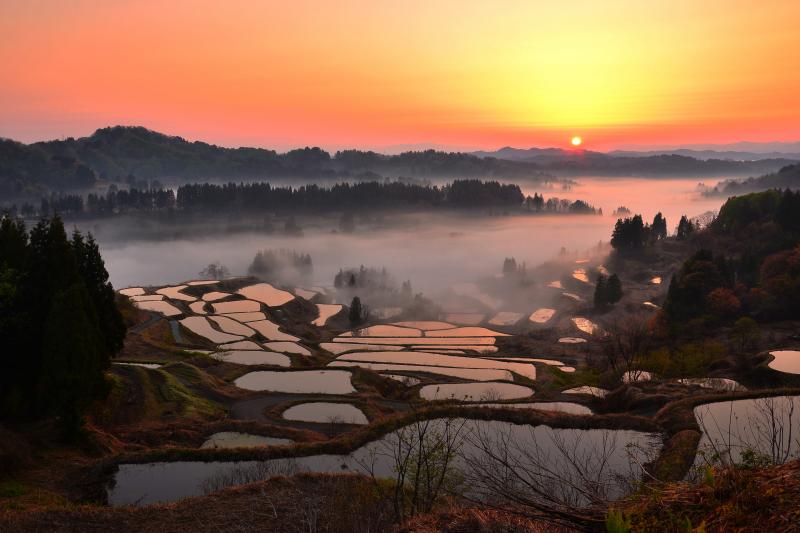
{"left": 0, "top": 480, "right": 27, "bottom": 498}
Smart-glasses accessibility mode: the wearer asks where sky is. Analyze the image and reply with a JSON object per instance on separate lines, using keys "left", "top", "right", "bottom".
{"left": 1, "top": 0, "right": 799, "bottom": 152}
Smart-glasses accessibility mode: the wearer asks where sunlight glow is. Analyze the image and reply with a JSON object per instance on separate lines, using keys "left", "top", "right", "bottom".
{"left": 571, "top": 136, "right": 582, "bottom": 147}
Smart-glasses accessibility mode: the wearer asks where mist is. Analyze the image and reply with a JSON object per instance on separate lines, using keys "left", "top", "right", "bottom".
{"left": 83, "top": 177, "right": 725, "bottom": 304}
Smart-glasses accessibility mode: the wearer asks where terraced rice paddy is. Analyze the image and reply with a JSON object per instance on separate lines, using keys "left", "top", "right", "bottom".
{"left": 380, "top": 374, "right": 422, "bottom": 385}
{"left": 219, "top": 312, "right": 267, "bottom": 322}
{"left": 333, "top": 336, "right": 496, "bottom": 346}
{"left": 678, "top": 378, "right": 745, "bottom": 391}
{"left": 564, "top": 386, "right": 608, "bottom": 397}
{"left": 113, "top": 362, "right": 162, "bottom": 369}
{"left": 294, "top": 288, "right": 318, "bottom": 300}
{"left": 201, "top": 432, "right": 292, "bottom": 449}
{"left": 529, "top": 308, "right": 556, "bottom": 324}
{"left": 134, "top": 300, "right": 182, "bottom": 317}
{"left": 420, "top": 382, "right": 534, "bottom": 401}
{"left": 264, "top": 342, "right": 311, "bottom": 356}
{"left": 768, "top": 350, "right": 800, "bottom": 374}
{"left": 211, "top": 300, "right": 262, "bottom": 314}
{"left": 202, "top": 291, "right": 230, "bottom": 302}
{"left": 130, "top": 294, "right": 164, "bottom": 302}
{"left": 693, "top": 396, "right": 800, "bottom": 469}
{"left": 572, "top": 269, "right": 589, "bottom": 283}
{"left": 108, "top": 419, "right": 660, "bottom": 506}
{"left": 213, "top": 351, "right": 291, "bottom": 366}
{"left": 342, "top": 325, "right": 422, "bottom": 337}
{"left": 393, "top": 321, "right": 457, "bottom": 330}
{"left": 488, "top": 312, "right": 523, "bottom": 326}
{"left": 208, "top": 316, "right": 256, "bottom": 336}
{"left": 474, "top": 402, "right": 592, "bottom": 415}
{"left": 189, "top": 301, "right": 207, "bottom": 314}
{"left": 156, "top": 285, "right": 196, "bottom": 301}
{"left": 411, "top": 345, "right": 499, "bottom": 353}
{"left": 333, "top": 351, "right": 536, "bottom": 380}
{"left": 571, "top": 317, "right": 599, "bottom": 335}
{"left": 233, "top": 370, "right": 356, "bottom": 393}
{"left": 237, "top": 283, "right": 295, "bottom": 306}
{"left": 248, "top": 319, "right": 300, "bottom": 341}
{"left": 312, "top": 304, "right": 342, "bottom": 326}
{"left": 180, "top": 316, "right": 243, "bottom": 344}
{"left": 219, "top": 340, "right": 263, "bottom": 350}
{"left": 119, "top": 287, "right": 145, "bottom": 296}
{"left": 319, "top": 342, "right": 404, "bottom": 355}
{"left": 425, "top": 326, "right": 508, "bottom": 337}
{"left": 329, "top": 361, "right": 513, "bottom": 381}
{"left": 282, "top": 402, "right": 368, "bottom": 424}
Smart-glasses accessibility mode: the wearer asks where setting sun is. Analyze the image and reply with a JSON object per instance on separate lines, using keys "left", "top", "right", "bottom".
{"left": 571, "top": 136, "right": 583, "bottom": 147}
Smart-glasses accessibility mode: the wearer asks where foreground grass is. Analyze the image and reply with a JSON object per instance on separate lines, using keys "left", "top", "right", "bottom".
{"left": 616, "top": 459, "right": 800, "bottom": 532}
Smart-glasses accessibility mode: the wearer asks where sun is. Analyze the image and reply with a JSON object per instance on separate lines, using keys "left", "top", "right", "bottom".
{"left": 571, "top": 136, "right": 582, "bottom": 147}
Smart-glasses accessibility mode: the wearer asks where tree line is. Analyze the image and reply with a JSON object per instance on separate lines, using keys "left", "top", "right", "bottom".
{"left": 0, "top": 215, "right": 125, "bottom": 436}
{"left": 4, "top": 179, "right": 600, "bottom": 218}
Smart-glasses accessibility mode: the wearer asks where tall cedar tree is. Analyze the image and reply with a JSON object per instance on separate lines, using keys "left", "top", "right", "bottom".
{"left": 349, "top": 296, "right": 364, "bottom": 325}
{"left": 0, "top": 215, "right": 125, "bottom": 430}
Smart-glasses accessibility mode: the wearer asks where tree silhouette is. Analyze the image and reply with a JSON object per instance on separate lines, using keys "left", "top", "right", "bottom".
{"left": 349, "top": 296, "right": 364, "bottom": 325}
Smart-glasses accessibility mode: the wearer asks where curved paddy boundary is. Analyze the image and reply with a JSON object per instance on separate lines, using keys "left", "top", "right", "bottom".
{"left": 82, "top": 404, "right": 661, "bottom": 504}
{"left": 647, "top": 386, "right": 800, "bottom": 482}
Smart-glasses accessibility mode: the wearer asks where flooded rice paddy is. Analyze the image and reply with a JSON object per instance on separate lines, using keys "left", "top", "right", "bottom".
{"left": 107, "top": 418, "right": 659, "bottom": 507}
{"left": 419, "top": 382, "right": 534, "bottom": 401}
{"left": 329, "top": 361, "right": 513, "bottom": 381}
{"left": 768, "top": 350, "right": 800, "bottom": 374}
{"left": 233, "top": 370, "right": 356, "bottom": 394}
{"left": 201, "top": 432, "right": 293, "bottom": 449}
{"left": 282, "top": 402, "right": 369, "bottom": 424}
{"left": 213, "top": 351, "right": 291, "bottom": 367}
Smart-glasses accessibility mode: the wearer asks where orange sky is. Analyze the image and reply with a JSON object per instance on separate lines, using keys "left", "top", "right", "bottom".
{"left": 1, "top": 0, "right": 799, "bottom": 151}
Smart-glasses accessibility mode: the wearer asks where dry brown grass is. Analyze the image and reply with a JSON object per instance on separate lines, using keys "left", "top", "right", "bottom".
{"left": 620, "top": 459, "right": 800, "bottom": 532}
{"left": 0, "top": 473, "right": 397, "bottom": 533}
{"left": 396, "top": 507, "right": 576, "bottom": 532}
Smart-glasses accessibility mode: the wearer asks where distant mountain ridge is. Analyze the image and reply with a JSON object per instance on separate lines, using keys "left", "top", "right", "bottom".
{"left": 1, "top": 126, "right": 798, "bottom": 198}
{"left": 471, "top": 145, "right": 798, "bottom": 174}
{"left": 702, "top": 163, "right": 800, "bottom": 196}
{"left": 609, "top": 148, "right": 800, "bottom": 161}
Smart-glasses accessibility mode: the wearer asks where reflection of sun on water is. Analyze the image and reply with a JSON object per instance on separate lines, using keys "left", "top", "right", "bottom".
{"left": 571, "top": 136, "right": 582, "bottom": 146}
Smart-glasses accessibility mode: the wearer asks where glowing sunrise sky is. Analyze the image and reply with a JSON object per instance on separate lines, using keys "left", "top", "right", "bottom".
{"left": 1, "top": 0, "right": 799, "bottom": 151}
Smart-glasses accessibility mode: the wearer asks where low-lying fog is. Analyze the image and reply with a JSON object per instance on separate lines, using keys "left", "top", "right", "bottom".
{"left": 85, "top": 177, "right": 725, "bottom": 292}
